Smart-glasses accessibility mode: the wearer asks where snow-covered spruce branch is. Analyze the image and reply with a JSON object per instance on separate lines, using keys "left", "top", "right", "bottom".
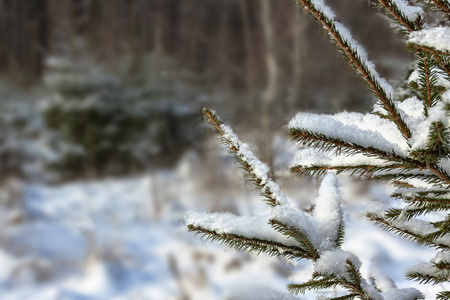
{"left": 187, "top": 109, "right": 424, "bottom": 299}
{"left": 288, "top": 109, "right": 450, "bottom": 186}
{"left": 201, "top": 108, "right": 288, "bottom": 207}
{"left": 366, "top": 212, "right": 450, "bottom": 250}
{"left": 407, "top": 251, "right": 450, "bottom": 287}
{"left": 408, "top": 26, "right": 450, "bottom": 77}
{"left": 428, "top": 0, "right": 450, "bottom": 16}
{"left": 385, "top": 203, "right": 448, "bottom": 221}
{"left": 377, "top": 0, "right": 450, "bottom": 149}
{"left": 377, "top": 0, "right": 424, "bottom": 32}
{"left": 289, "top": 127, "right": 409, "bottom": 162}
{"left": 291, "top": 163, "right": 418, "bottom": 177}
{"left": 191, "top": 1, "right": 450, "bottom": 298}
{"left": 295, "top": 0, "right": 411, "bottom": 139}
{"left": 438, "top": 291, "right": 450, "bottom": 300}
{"left": 288, "top": 0, "right": 450, "bottom": 295}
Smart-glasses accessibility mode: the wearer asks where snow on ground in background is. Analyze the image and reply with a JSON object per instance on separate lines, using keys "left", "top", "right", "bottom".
{"left": 0, "top": 175, "right": 292, "bottom": 300}
{"left": 0, "top": 172, "right": 447, "bottom": 299}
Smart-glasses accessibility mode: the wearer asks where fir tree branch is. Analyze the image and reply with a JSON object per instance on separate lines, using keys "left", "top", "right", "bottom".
{"left": 426, "top": 122, "right": 450, "bottom": 157}
{"left": 269, "top": 219, "right": 319, "bottom": 261}
{"left": 407, "top": 271, "right": 449, "bottom": 284}
{"left": 289, "top": 128, "right": 410, "bottom": 163}
{"left": 430, "top": 0, "right": 450, "bottom": 15}
{"left": 424, "top": 217, "right": 450, "bottom": 242}
{"left": 343, "top": 260, "right": 372, "bottom": 300}
{"left": 329, "top": 294, "right": 359, "bottom": 300}
{"left": 427, "top": 164, "right": 450, "bottom": 186}
{"left": 202, "top": 108, "right": 288, "bottom": 207}
{"left": 290, "top": 127, "right": 450, "bottom": 185}
{"left": 393, "top": 180, "right": 417, "bottom": 188}
{"left": 392, "top": 188, "right": 449, "bottom": 198}
{"left": 437, "top": 290, "right": 450, "bottom": 300}
{"left": 371, "top": 111, "right": 392, "bottom": 120}
{"left": 413, "top": 52, "right": 450, "bottom": 158}
{"left": 306, "top": 260, "right": 378, "bottom": 300}
{"left": 434, "top": 260, "right": 450, "bottom": 271}
{"left": 367, "top": 212, "right": 450, "bottom": 249}
{"left": 418, "top": 54, "right": 442, "bottom": 112}
{"left": 295, "top": 0, "right": 412, "bottom": 139}
{"left": 187, "top": 225, "right": 311, "bottom": 260}
{"left": 287, "top": 276, "right": 340, "bottom": 295}
{"left": 370, "top": 172, "right": 443, "bottom": 185}
{"left": 410, "top": 42, "right": 450, "bottom": 57}
{"left": 291, "top": 164, "right": 417, "bottom": 177}
{"left": 394, "top": 194, "right": 450, "bottom": 205}
{"left": 377, "top": 0, "right": 424, "bottom": 32}
{"left": 385, "top": 202, "right": 450, "bottom": 220}
{"left": 410, "top": 44, "right": 450, "bottom": 77}
{"left": 336, "top": 222, "right": 346, "bottom": 248}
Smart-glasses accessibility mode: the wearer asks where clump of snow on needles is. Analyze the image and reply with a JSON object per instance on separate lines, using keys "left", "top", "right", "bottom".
{"left": 291, "top": 148, "right": 392, "bottom": 168}
{"left": 409, "top": 26, "right": 450, "bottom": 53}
{"left": 289, "top": 112, "right": 408, "bottom": 155}
{"left": 391, "top": 0, "right": 424, "bottom": 22}
{"left": 313, "top": 174, "right": 343, "bottom": 251}
{"left": 314, "top": 249, "right": 361, "bottom": 279}
{"left": 186, "top": 212, "right": 298, "bottom": 247}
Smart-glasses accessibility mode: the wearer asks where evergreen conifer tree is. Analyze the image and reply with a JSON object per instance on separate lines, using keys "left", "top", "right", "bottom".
{"left": 187, "top": 1, "right": 450, "bottom": 299}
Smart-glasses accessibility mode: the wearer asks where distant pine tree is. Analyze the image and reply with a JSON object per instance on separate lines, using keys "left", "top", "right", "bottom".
{"left": 42, "top": 57, "right": 199, "bottom": 180}
{"left": 188, "top": 1, "right": 450, "bottom": 299}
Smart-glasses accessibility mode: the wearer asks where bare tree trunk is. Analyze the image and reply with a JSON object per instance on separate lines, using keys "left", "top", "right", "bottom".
{"left": 238, "top": 0, "right": 256, "bottom": 112}
{"left": 288, "top": 9, "right": 306, "bottom": 111}
{"left": 260, "top": 0, "right": 279, "bottom": 176}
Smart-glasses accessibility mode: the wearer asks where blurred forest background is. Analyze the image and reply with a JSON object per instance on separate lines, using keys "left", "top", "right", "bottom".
{"left": 0, "top": 0, "right": 412, "bottom": 181}
{"left": 0, "top": 1, "right": 427, "bottom": 299}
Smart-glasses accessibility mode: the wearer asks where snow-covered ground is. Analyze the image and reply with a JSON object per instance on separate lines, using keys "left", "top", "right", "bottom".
{"left": 0, "top": 156, "right": 446, "bottom": 299}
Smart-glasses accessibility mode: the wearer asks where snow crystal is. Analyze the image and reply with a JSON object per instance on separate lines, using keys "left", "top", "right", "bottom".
{"left": 313, "top": 174, "right": 343, "bottom": 251}
{"left": 186, "top": 212, "right": 298, "bottom": 247}
{"left": 289, "top": 112, "right": 408, "bottom": 155}
{"left": 409, "top": 26, "right": 450, "bottom": 53}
